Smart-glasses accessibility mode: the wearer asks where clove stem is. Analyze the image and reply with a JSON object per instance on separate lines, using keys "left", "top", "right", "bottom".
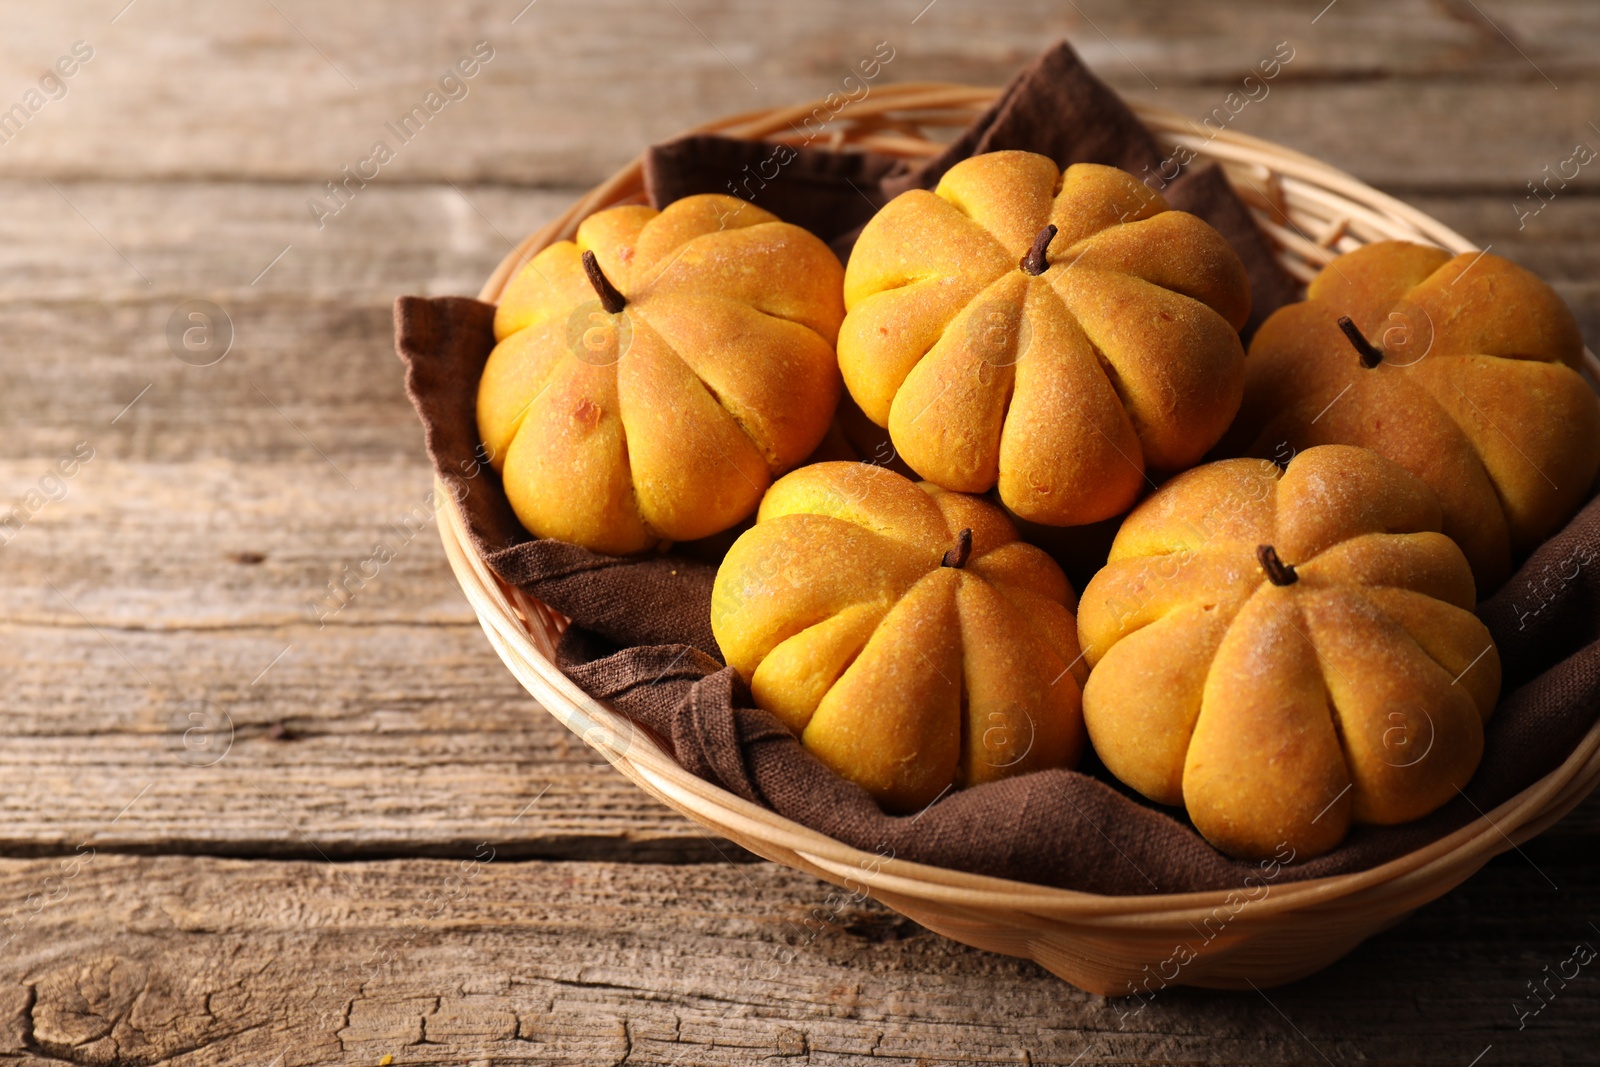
{"left": 1020, "top": 224, "right": 1058, "bottom": 276}
{"left": 1256, "top": 544, "right": 1298, "bottom": 586}
{"left": 582, "top": 250, "right": 628, "bottom": 315}
{"left": 942, "top": 528, "right": 974, "bottom": 569}
{"left": 1336, "top": 316, "right": 1383, "bottom": 368}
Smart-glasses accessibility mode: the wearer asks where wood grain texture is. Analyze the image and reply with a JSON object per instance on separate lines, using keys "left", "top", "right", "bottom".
{"left": 2, "top": 0, "right": 1599, "bottom": 1060}
{"left": 0, "top": 460, "right": 743, "bottom": 860}
{"left": 0, "top": 853, "right": 1595, "bottom": 1067}
{"left": 0, "top": 1, "right": 1594, "bottom": 190}
{"left": 1, "top": 454, "right": 1597, "bottom": 854}
{"left": 3, "top": 183, "right": 1600, "bottom": 466}
{"left": 0, "top": 180, "right": 571, "bottom": 303}
{"left": 0, "top": 624, "right": 750, "bottom": 863}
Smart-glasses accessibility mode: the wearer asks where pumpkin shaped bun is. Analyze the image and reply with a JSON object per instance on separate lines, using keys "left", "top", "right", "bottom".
{"left": 1226, "top": 240, "right": 1600, "bottom": 590}
{"left": 1078, "top": 445, "right": 1501, "bottom": 860}
{"left": 839, "top": 150, "right": 1251, "bottom": 527}
{"left": 712, "top": 461, "right": 1088, "bottom": 812}
{"left": 478, "top": 195, "right": 845, "bottom": 555}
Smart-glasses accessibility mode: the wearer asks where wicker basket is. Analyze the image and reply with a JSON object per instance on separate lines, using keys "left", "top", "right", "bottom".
{"left": 442, "top": 83, "right": 1600, "bottom": 994}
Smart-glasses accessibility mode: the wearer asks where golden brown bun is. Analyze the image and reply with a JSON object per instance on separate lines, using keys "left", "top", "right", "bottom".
{"left": 1225, "top": 240, "right": 1600, "bottom": 590}
{"left": 839, "top": 151, "right": 1251, "bottom": 527}
{"left": 1078, "top": 445, "right": 1500, "bottom": 860}
{"left": 712, "top": 462, "right": 1087, "bottom": 812}
{"left": 478, "top": 196, "right": 845, "bottom": 554}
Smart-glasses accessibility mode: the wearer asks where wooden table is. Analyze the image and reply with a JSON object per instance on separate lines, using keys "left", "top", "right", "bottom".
{"left": 3, "top": 2, "right": 1597, "bottom": 1063}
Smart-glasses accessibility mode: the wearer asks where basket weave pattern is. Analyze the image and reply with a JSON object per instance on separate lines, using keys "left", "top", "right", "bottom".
{"left": 444, "top": 83, "right": 1600, "bottom": 993}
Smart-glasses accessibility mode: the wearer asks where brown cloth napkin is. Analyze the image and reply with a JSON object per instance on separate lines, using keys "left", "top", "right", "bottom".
{"left": 395, "top": 42, "right": 1600, "bottom": 895}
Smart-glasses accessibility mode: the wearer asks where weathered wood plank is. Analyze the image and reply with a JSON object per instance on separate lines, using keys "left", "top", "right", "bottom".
{"left": 0, "top": 616, "right": 754, "bottom": 861}
{"left": 2, "top": 451, "right": 1597, "bottom": 852}
{"left": 0, "top": 1, "right": 1594, "bottom": 190}
{"left": 0, "top": 455, "right": 726, "bottom": 858}
{"left": 0, "top": 461, "right": 475, "bottom": 627}
{"left": 0, "top": 613, "right": 1592, "bottom": 856}
{"left": 0, "top": 853, "right": 1594, "bottom": 1065}
{"left": 0, "top": 457, "right": 729, "bottom": 860}
{"left": 4, "top": 188, "right": 1600, "bottom": 465}
{"left": 1131, "top": 78, "right": 1600, "bottom": 194}
{"left": 0, "top": 180, "right": 573, "bottom": 460}
{"left": 0, "top": 618, "right": 1592, "bottom": 855}
{"left": 4, "top": 175, "right": 1600, "bottom": 314}
{"left": 0, "top": 180, "right": 572, "bottom": 304}
{"left": 0, "top": 302, "right": 425, "bottom": 462}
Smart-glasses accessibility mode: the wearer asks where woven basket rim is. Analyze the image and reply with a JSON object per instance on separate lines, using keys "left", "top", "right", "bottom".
{"left": 451, "top": 84, "right": 1600, "bottom": 927}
